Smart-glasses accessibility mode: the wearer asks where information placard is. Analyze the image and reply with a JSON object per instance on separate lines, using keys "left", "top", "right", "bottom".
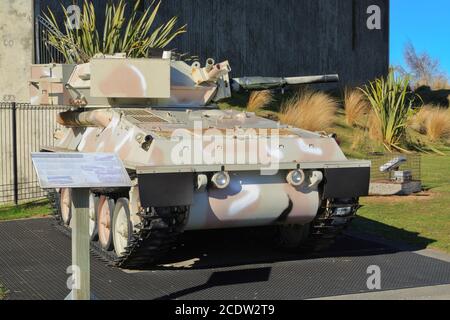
{"left": 32, "top": 152, "right": 132, "bottom": 189}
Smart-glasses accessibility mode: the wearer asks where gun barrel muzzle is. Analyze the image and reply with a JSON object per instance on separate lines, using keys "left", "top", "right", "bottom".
{"left": 284, "top": 74, "right": 339, "bottom": 85}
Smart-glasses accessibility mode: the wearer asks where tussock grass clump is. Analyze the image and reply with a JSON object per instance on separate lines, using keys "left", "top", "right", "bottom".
{"left": 344, "top": 89, "right": 370, "bottom": 127}
{"left": 246, "top": 90, "right": 273, "bottom": 112}
{"left": 426, "top": 109, "right": 450, "bottom": 141}
{"left": 367, "top": 111, "right": 383, "bottom": 142}
{"left": 409, "top": 105, "right": 450, "bottom": 142}
{"left": 431, "top": 76, "right": 450, "bottom": 90}
{"left": 409, "top": 105, "right": 435, "bottom": 134}
{"left": 279, "top": 90, "right": 338, "bottom": 132}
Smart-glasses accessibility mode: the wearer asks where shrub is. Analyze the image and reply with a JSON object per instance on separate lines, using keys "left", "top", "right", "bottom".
{"left": 279, "top": 90, "right": 337, "bottom": 132}
{"left": 44, "top": 0, "right": 186, "bottom": 63}
{"left": 344, "top": 89, "right": 370, "bottom": 127}
{"left": 409, "top": 105, "right": 435, "bottom": 134}
{"left": 409, "top": 105, "right": 450, "bottom": 141}
{"left": 246, "top": 90, "right": 273, "bottom": 112}
{"left": 359, "top": 70, "right": 417, "bottom": 152}
{"left": 426, "top": 109, "right": 450, "bottom": 141}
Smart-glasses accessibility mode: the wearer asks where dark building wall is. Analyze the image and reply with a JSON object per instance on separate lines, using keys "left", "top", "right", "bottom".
{"left": 151, "top": 0, "right": 389, "bottom": 86}
{"left": 36, "top": 0, "right": 389, "bottom": 87}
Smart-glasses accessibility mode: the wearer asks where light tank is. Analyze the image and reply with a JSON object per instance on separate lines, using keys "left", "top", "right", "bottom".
{"left": 30, "top": 51, "right": 370, "bottom": 269}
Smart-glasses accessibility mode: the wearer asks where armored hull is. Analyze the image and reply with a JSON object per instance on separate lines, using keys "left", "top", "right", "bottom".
{"left": 32, "top": 53, "right": 370, "bottom": 268}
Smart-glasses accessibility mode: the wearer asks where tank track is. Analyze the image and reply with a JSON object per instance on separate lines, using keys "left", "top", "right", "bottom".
{"left": 300, "top": 198, "right": 360, "bottom": 252}
{"left": 48, "top": 190, "right": 358, "bottom": 267}
{"left": 47, "top": 190, "right": 188, "bottom": 269}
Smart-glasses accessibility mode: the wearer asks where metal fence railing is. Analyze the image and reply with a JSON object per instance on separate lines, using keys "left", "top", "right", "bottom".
{"left": 367, "top": 152, "right": 422, "bottom": 182}
{"left": 0, "top": 103, "right": 70, "bottom": 205}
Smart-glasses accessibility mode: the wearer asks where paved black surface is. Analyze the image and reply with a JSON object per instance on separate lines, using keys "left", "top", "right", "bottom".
{"left": 1, "top": 218, "right": 450, "bottom": 300}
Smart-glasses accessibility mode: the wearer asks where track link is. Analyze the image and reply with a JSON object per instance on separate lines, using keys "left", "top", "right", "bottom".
{"left": 300, "top": 198, "right": 360, "bottom": 252}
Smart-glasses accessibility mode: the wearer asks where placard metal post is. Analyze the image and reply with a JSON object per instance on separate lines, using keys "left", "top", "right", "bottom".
{"left": 31, "top": 152, "right": 132, "bottom": 301}
{"left": 70, "top": 188, "right": 91, "bottom": 300}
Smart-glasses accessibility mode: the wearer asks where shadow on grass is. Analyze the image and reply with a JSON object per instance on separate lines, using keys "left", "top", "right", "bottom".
{"left": 350, "top": 215, "right": 436, "bottom": 251}
{"left": 0, "top": 199, "right": 50, "bottom": 219}
{"left": 0, "top": 199, "right": 48, "bottom": 211}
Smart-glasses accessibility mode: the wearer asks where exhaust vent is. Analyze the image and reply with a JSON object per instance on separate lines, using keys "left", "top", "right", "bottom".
{"left": 122, "top": 110, "right": 168, "bottom": 124}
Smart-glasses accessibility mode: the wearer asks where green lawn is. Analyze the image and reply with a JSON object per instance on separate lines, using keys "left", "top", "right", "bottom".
{"left": 351, "top": 153, "right": 450, "bottom": 253}
{"left": 0, "top": 199, "right": 51, "bottom": 222}
{"left": 0, "top": 284, "right": 7, "bottom": 300}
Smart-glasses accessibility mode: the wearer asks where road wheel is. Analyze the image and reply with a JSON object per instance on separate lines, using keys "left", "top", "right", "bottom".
{"left": 89, "top": 192, "right": 99, "bottom": 241}
{"left": 276, "top": 224, "right": 311, "bottom": 250}
{"left": 60, "top": 188, "right": 72, "bottom": 226}
{"left": 97, "top": 195, "right": 115, "bottom": 251}
{"left": 112, "top": 198, "right": 133, "bottom": 258}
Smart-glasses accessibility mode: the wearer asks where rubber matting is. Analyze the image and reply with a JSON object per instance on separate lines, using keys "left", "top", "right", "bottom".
{"left": 1, "top": 218, "right": 450, "bottom": 300}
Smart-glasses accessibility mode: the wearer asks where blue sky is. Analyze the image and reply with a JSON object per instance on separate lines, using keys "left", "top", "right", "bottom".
{"left": 390, "top": 0, "right": 450, "bottom": 76}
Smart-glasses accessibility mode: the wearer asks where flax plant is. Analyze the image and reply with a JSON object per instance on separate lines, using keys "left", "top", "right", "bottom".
{"left": 359, "top": 71, "right": 417, "bottom": 152}
{"left": 44, "top": 0, "right": 186, "bottom": 63}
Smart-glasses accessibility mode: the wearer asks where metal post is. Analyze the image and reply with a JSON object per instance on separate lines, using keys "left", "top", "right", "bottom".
{"left": 11, "top": 102, "right": 19, "bottom": 206}
{"left": 69, "top": 188, "right": 91, "bottom": 300}
{"left": 35, "top": 18, "right": 41, "bottom": 64}
{"left": 34, "top": 1, "right": 41, "bottom": 64}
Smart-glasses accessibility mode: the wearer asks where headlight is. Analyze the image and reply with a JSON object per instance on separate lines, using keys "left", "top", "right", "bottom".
{"left": 287, "top": 170, "right": 305, "bottom": 187}
{"left": 211, "top": 171, "right": 230, "bottom": 189}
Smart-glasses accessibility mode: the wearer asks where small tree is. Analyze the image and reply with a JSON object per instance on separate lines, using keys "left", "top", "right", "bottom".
{"left": 44, "top": 0, "right": 187, "bottom": 63}
{"left": 404, "top": 42, "right": 449, "bottom": 89}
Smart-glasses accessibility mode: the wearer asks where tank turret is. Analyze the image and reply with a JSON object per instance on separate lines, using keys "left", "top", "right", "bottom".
{"left": 30, "top": 52, "right": 339, "bottom": 108}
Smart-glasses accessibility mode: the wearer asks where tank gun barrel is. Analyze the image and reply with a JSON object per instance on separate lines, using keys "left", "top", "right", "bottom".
{"left": 231, "top": 74, "right": 339, "bottom": 91}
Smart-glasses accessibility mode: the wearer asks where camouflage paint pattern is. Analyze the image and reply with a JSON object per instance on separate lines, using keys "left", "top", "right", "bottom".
{"left": 51, "top": 107, "right": 344, "bottom": 230}
{"left": 31, "top": 55, "right": 368, "bottom": 231}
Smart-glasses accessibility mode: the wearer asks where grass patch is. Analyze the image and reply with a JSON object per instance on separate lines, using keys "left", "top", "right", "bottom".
{"left": 246, "top": 90, "right": 273, "bottom": 113}
{"left": 279, "top": 90, "right": 338, "bottom": 132}
{"left": 0, "top": 199, "right": 51, "bottom": 222}
{"left": 351, "top": 152, "right": 450, "bottom": 253}
{"left": 0, "top": 283, "right": 8, "bottom": 300}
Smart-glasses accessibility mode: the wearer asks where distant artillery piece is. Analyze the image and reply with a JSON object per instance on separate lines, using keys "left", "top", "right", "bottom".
{"left": 379, "top": 156, "right": 411, "bottom": 183}
{"left": 370, "top": 155, "right": 421, "bottom": 195}
{"left": 379, "top": 156, "right": 407, "bottom": 173}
